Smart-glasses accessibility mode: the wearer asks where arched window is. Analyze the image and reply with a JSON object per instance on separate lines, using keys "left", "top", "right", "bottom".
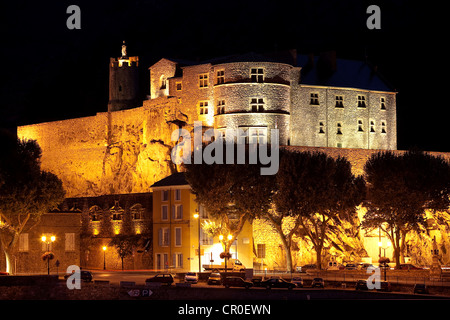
{"left": 130, "top": 203, "right": 145, "bottom": 220}
{"left": 89, "top": 205, "right": 102, "bottom": 222}
{"left": 159, "top": 75, "right": 167, "bottom": 90}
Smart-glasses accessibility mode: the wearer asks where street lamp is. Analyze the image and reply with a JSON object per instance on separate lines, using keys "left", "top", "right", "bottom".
{"left": 193, "top": 212, "right": 201, "bottom": 273}
{"left": 41, "top": 235, "right": 56, "bottom": 275}
{"left": 378, "top": 240, "right": 391, "bottom": 281}
{"left": 102, "top": 246, "right": 107, "bottom": 270}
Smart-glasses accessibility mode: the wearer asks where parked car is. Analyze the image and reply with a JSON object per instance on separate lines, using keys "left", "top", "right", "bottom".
{"left": 292, "top": 277, "right": 303, "bottom": 288}
{"left": 0, "top": 272, "right": 9, "bottom": 276}
{"left": 413, "top": 284, "right": 429, "bottom": 294}
{"left": 398, "top": 264, "right": 423, "bottom": 270}
{"left": 63, "top": 270, "right": 93, "bottom": 282}
{"left": 251, "top": 276, "right": 263, "bottom": 287}
{"left": 223, "top": 276, "right": 253, "bottom": 289}
{"left": 311, "top": 277, "right": 324, "bottom": 288}
{"left": 297, "top": 264, "right": 317, "bottom": 273}
{"left": 184, "top": 272, "right": 198, "bottom": 284}
{"left": 345, "top": 263, "right": 357, "bottom": 270}
{"left": 261, "top": 277, "right": 296, "bottom": 290}
{"left": 377, "top": 280, "right": 392, "bottom": 292}
{"left": 145, "top": 274, "right": 174, "bottom": 286}
{"left": 207, "top": 272, "right": 222, "bottom": 285}
{"left": 355, "top": 279, "right": 370, "bottom": 290}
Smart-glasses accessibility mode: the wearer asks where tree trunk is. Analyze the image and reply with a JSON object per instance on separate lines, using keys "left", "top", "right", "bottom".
{"left": 266, "top": 215, "right": 294, "bottom": 272}
{"left": 315, "top": 244, "right": 323, "bottom": 270}
{"left": 3, "top": 249, "right": 13, "bottom": 274}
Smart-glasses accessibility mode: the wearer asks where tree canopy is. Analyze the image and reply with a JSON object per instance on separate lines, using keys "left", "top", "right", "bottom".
{"left": 0, "top": 132, "right": 65, "bottom": 273}
{"left": 362, "top": 150, "right": 450, "bottom": 267}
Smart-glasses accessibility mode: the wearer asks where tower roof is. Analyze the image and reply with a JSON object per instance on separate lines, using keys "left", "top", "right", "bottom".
{"left": 150, "top": 172, "right": 188, "bottom": 188}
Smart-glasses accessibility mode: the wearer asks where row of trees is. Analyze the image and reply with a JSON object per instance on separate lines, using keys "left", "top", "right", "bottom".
{"left": 185, "top": 145, "right": 450, "bottom": 270}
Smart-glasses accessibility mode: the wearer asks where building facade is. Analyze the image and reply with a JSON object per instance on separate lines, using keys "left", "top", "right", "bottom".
{"left": 151, "top": 172, "right": 253, "bottom": 272}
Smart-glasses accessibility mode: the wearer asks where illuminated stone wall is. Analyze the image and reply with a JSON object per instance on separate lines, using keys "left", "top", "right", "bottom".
{"left": 290, "top": 86, "right": 397, "bottom": 150}
{"left": 18, "top": 97, "right": 186, "bottom": 197}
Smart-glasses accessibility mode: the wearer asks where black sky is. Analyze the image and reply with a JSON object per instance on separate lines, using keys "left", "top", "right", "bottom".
{"left": 1, "top": 0, "right": 448, "bottom": 151}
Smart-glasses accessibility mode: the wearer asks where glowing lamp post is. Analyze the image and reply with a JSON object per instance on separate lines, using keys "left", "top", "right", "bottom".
{"left": 193, "top": 212, "right": 201, "bottom": 273}
{"left": 378, "top": 240, "right": 391, "bottom": 281}
{"left": 102, "top": 246, "right": 107, "bottom": 270}
{"left": 41, "top": 235, "right": 56, "bottom": 275}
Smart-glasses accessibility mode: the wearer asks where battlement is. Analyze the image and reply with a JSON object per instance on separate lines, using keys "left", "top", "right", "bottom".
{"left": 110, "top": 56, "right": 139, "bottom": 68}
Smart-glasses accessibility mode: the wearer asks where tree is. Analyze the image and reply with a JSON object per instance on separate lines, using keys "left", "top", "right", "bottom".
{"left": 0, "top": 133, "right": 65, "bottom": 274}
{"left": 184, "top": 142, "right": 275, "bottom": 258}
{"left": 273, "top": 150, "right": 365, "bottom": 270}
{"left": 108, "top": 235, "right": 141, "bottom": 270}
{"left": 362, "top": 150, "right": 450, "bottom": 267}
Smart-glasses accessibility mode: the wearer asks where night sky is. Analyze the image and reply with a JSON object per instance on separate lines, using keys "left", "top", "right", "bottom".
{"left": 1, "top": 0, "right": 448, "bottom": 151}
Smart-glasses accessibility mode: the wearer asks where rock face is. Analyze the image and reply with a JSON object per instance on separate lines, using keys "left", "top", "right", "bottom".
{"left": 17, "top": 97, "right": 186, "bottom": 197}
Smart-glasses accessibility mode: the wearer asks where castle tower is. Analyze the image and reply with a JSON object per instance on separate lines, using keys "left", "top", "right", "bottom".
{"left": 108, "top": 41, "right": 139, "bottom": 112}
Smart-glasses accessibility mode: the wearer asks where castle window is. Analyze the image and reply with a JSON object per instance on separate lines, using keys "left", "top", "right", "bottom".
{"left": 160, "top": 75, "right": 167, "bottom": 90}
{"left": 176, "top": 82, "right": 182, "bottom": 91}
{"left": 216, "top": 100, "right": 225, "bottom": 114}
{"left": 110, "top": 201, "right": 124, "bottom": 221}
{"left": 310, "top": 93, "right": 319, "bottom": 105}
{"left": 216, "top": 70, "right": 225, "bottom": 84}
{"left": 89, "top": 205, "right": 102, "bottom": 222}
{"left": 250, "top": 68, "right": 264, "bottom": 82}
{"left": 319, "top": 121, "right": 325, "bottom": 134}
{"left": 381, "top": 121, "right": 387, "bottom": 133}
{"left": 199, "top": 101, "right": 209, "bottom": 115}
{"left": 335, "top": 95, "right": 344, "bottom": 108}
{"left": 370, "top": 120, "right": 375, "bottom": 132}
{"left": 199, "top": 73, "right": 209, "bottom": 88}
{"left": 336, "top": 122, "right": 343, "bottom": 135}
{"left": 131, "top": 204, "right": 144, "bottom": 220}
{"left": 358, "top": 120, "right": 364, "bottom": 132}
{"left": 357, "top": 95, "right": 366, "bottom": 108}
{"left": 250, "top": 98, "right": 264, "bottom": 112}
{"left": 381, "top": 97, "right": 386, "bottom": 110}
{"left": 249, "top": 127, "right": 267, "bottom": 144}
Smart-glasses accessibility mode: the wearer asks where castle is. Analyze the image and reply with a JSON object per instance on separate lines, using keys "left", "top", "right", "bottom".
{"left": 13, "top": 45, "right": 447, "bottom": 273}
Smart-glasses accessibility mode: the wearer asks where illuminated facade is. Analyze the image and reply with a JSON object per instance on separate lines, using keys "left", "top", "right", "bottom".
{"left": 16, "top": 48, "right": 433, "bottom": 271}
{"left": 149, "top": 51, "right": 396, "bottom": 149}
{"left": 151, "top": 172, "right": 253, "bottom": 272}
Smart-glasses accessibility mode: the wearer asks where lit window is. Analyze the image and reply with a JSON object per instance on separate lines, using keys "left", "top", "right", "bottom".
{"left": 381, "top": 97, "right": 386, "bottom": 110}
{"left": 335, "top": 96, "right": 344, "bottom": 108}
{"left": 216, "top": 100, "right": 225, "bottom": 114}
{"left": 357, "top": 95, "right": 366, "bottom": 108}
{"left": 216, "top": 70, "right": 225, "bottom": 84}
{"left": 199, "top": 101, "right": 209, "bottom": 115}
{"left": 250, "top": 68, "right": 264, "bottom": 82}
{"left": 199, "top": 73, "right": 208, "bottom": 88}
{"left": 358, "top": 120, "right": 364, "bottom": 132}
{"left": 337, "top": 122, "right": 343, "bottom": 135}
{"left": 310, "top": 93, "right": 319, "bottom": 105}
{"left": 319, "top": 121, "right": 325, "bottom": 134}
{"left": 249, "top": 127, "right": 267, "bottom": 144}
{"left": 250, "top": 98, "right": 264, "bottom": 112}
